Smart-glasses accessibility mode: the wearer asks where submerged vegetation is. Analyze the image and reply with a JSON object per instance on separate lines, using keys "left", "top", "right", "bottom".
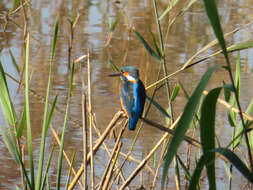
{"left": 0, "top": 0, "right": 253, "bottom": 189}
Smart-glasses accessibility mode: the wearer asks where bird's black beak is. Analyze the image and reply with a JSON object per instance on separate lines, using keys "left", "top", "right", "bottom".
{"left": 108, "top": 72, "right": 122, "bottom": 77}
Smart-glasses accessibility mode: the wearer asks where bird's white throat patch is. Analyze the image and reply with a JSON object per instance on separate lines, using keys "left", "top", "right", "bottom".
{"left": 125, "top": 74, "right": 137, "bottom": 83}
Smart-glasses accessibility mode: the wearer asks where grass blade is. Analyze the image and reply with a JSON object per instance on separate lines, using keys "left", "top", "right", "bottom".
{"left": 40, "top": 146, "right": 55, "bottom": 190}
{"left": 233, "top": 99, "right": 253, "bottom": 149}
{"left": 200, "top": 87, "right": 222, "bottom": 190}
{"left": 9, "top": 49, "right": 20, "bottom": 74}
{"left": 25, "top": 33, "right": 35, "bottom": 188}
{"left": 159, "top": 0, "right": 179, "bottom": 20}
{"left": 11, "top": 0, "right": 19, "bottom": 11}
{"left": 215, "top": 148, "right": 253, "bottom": 183}
{"left": 56, "top": 62, "right": 75, "bottom": 190}
{"left": 64, "top": 152, "right": 76, "bottom": 190}
{"left": 109, "top": 12, "right": 121, "bottom": 32}
{"left": 161, "top": 66, "right": 217, "bottom": 189}
{"left": 188, "top": 153, "right": 206, "bottom": 190}
{"left": 36, "top": 17, "right": 59, "bottom": 190}
{"left": 202, "top": 0, "right": 227, "bottom": 58}
{"left": 146, "top": 95, "right": 170, "bottom": 119}
{"left": 227, "top": 40, "right": 253, "bottom": 53}
{"left": 133, "top": 29, "right": 161, "bottom": 61}
{"left": 16, "top": 104, "right": 25, "bottom": 138}
{"left": 170, "top": 84, "right": 180, "bottom": 102}
{"left": 0, "top": 61, "right": 17, "bottom": 126}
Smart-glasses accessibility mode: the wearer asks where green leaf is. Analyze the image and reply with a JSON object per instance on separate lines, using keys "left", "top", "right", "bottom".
{"left": 161, "top": 66, "right": 218, "bottom": 189}
{"left": 146, "top": 95, "right": 170, "bottom": 119}
{"left": 56, "top": 62, "right": 75, "bottom": 190}
{"left": 188, "top": 153, "right": 207, "bottom": 190}
{"left": 215, "top": 148, "right": 253, "bottom": 183}
{"left": 36, "top": 17, "right": 59, "bottom": 190}
{"left": 133, "top": 29, "right": 161, "bottom": 61}
{"left": 202, "top": 0, "right": 228, "bottom": 58}
{"left": 222, "top": 82, "right": 231, "bottom": 102}
{"left": 159, "top": 0, "right": 179, "bottom": 20}
{"left": 150, "top": 30, "right": 162, "bottom": 57}
{"left": 0, "top": 61, "right": 17, "bottom": 126}
{"left": 235, "top": 52, "right": 241, "bottom": 99}
{"left": 9, "top": 49, "right": 20, "bottom": 74}
{"left": 108, "top": 60, "right": 120, "bottom": 72}
{"left": 227, "top": 40, "right": 253, "bottom": 53}
{"left": 170, "top": 84, "right": 180, "bottom": 102}
{"left": 109, "top": 12, "right": 121, "bottom": 32}
{"left": 16, "top": 104, "right": 26, "bottom": 138}
{"left": 40, "top": 146, "right": 55, "bottom": 190}
{"left": 11, "top": 0, "right": 19, "bottom": 11}
{"left": 233, "top": 99, "right": 253, "bottom": 149}
{"left": 25, "top": 33, "right": 35, "bottom": 188}
{"left": 176, "top": 155, "right": 191, "bottom": 180}
{"left": 200, "top": 87, "right": 222, "bottom": 190}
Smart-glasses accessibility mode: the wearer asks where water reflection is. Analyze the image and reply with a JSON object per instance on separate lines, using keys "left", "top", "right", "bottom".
{"left": 0, "top": 0, "right": 253, "bottom": 189}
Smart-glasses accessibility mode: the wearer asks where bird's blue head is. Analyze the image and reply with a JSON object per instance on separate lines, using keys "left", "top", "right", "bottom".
{"left": 108, "top": 66, "right": 140, "bottom": 83}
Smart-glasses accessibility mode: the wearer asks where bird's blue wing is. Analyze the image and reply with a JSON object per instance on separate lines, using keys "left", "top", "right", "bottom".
{"left": 120, "top": 81, "right": 135, "bottom": 118}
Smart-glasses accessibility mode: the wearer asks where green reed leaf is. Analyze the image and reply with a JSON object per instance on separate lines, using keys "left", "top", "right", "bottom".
{"left": 150, "top": 30, "right": 162, "bottom": 57}
{"left": 202, "top": 0, "right": 228, "bottom": 59}
{"left": 188, "top": 153, "right": 207, "bottom": 190}
{"left": 162, "top": 66, "right": 217, "bottom": 189}
{"left": 233, "top": 99, "right": 253, "bottom": 149}
{"left": 17, "top": 104, "right": 25, "bottom": 138}
{"left": 133, "top": 29, "right": 161, "bottom": 61}
{"left": 25, "top": 33, "right": 35, "bottom": 189}
{"left": 159, "top": 0, "right": 179, "bottom": 20}
{"left": 146, "top": 95, "right": 170, "bottom": 119}
{"left": 176, "top": 155, "right": 191, "bottom": 180}
{"left": 36, "top": 17, "right": 59, "bottom": 190}
{"left": 56, "top": 62, "right": 75, "bottom": 190}
{"left": 200, "top": 87, "right": 222, "bottom": 190}
{"left": 0, "top": 61, "right": 17, "bottom": 126}
{"left": 40, "top": 146, "right": 55, "bottom": 190}
{"left": 11, "top": 0, "right": 19, "bottom": 11}
{"left": 227, "top": 40, "right": 253, "bottom": 53}
{"left": 170, "top": 84, "right": 180, "bottom": 102}
{"left": 109, "top": 12, "right": 121, "bottom": 32}
{"left": 214, "top": 148, "right": 253, "bottom": 183}
{"left": 9, "top": 49, "right": 20, "bottom": 74}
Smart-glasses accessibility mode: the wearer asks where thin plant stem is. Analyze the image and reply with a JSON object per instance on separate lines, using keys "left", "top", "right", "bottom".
{"left": 50, "top": 124, "right": 83, "bottom": 188}
{"left": 87, "top": 51, "right": 95, "bottom": 189}
{"left": 153, "top": 0, "right": 174, "bottom": 123}
{"left": 82, "top": 88, "right": 88, "bottom": 189}
{"left": 99, "top": 121, "right": 127, "bottom": 190}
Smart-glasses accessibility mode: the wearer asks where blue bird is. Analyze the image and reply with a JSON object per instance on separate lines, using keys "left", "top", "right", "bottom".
{"left": 109, "top": 66, "right": 146, "bottom": 130}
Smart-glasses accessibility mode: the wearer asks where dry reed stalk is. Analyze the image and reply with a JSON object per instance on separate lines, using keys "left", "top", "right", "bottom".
{"left": 118, "top": 116, "right": 181, "bottom": 190}
{"left": 91, "top": 117, "right": 129, "bottom": 186}
{"left": 111, "top": 150, "right": 154, "bottom": 173}
{"left": 106, "top": 142, "right": 123, "bottom": 190}
{"left": 81, "top": 79, "right": 88, "bottom": 188}
{"left": 98, "top": 121, "right": 127, "bottom": 189}
{"left": 68, "top": 111, "right": 123, "bottom": 190}
{"left": 87, "top": 51, "right": 95, "bottom": 190}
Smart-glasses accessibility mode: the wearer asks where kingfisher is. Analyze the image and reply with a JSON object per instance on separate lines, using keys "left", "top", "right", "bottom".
{"left": 109, "top": 66, "right": 146, "bottom": 130}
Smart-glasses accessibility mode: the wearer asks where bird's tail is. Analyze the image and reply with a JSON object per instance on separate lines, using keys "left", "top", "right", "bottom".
{"left": 129, "top": 117, "right": 138, "bottom": 130}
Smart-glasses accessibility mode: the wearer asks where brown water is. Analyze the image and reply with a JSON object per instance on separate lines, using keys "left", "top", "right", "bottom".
{"left": 0, "top": 0, "right": 253, "bottom": 189}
